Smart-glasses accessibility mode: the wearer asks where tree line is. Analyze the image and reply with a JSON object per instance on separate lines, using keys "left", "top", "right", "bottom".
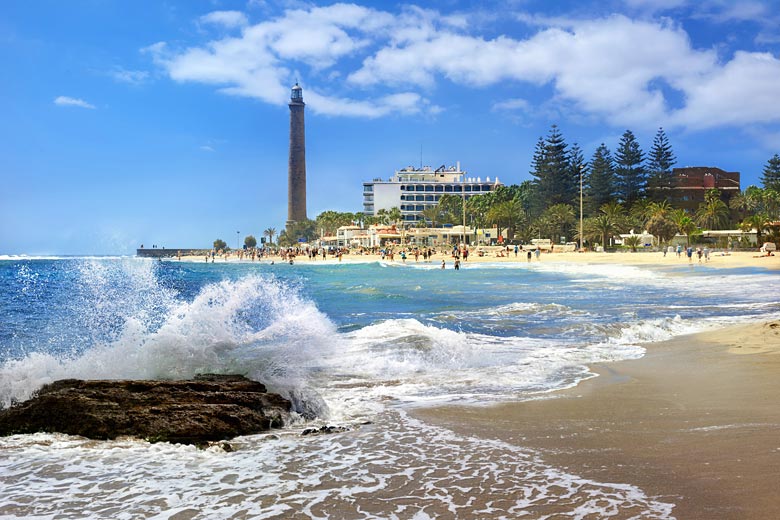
{"left": 246, "top": 128, "right": 780, "bottom": 249}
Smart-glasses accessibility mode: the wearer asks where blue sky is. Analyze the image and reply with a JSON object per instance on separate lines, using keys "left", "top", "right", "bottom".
{"left": 2, "top": 0, "right": 779, "bottom": 254}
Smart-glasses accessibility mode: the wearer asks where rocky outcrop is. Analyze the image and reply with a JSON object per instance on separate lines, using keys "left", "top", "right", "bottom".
{"left": 0, "top": 374, "right": 291, "bottom": 444}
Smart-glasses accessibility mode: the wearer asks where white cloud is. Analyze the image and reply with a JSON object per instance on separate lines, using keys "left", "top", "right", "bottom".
{"left": 199, "top": 10, "right": 248, "bottom": 29}
{"left": 671, "top": 51, "right": 780, "bottom": 128}
{"left": 146, "top": 4, "right": 780, "bottom": 129}
{"left": 304, "top": 90, "right": 425, "bottom": 118}
{"left": 53, "top": 96, "right": 96, "bottom": 109}
{"left": 200, "top": 145, "right": 216, "bottom": 152}
{"left": 348, "top": 15, "right": 715, "bottom": 127}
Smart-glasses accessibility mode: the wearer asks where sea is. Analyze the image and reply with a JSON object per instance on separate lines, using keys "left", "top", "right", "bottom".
{"left": 1, "top": 255, "right": 779, "bottom": 519}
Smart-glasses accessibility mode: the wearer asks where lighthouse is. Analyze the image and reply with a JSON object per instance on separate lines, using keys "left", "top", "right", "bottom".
{"left": 286, "top": 83, "right": 307, "bottom": 229}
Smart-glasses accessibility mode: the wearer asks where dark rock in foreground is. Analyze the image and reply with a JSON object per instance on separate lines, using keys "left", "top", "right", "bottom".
{"left": 0, "top": 374, "right": 291, "bottom": 444}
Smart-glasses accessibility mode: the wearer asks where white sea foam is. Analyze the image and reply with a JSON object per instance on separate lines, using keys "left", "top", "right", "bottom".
{"left": 0, "top": 409, "right": 676, "bottom": 519}
{"left": 0, "top": 261, "right": 337, "bottom": 411}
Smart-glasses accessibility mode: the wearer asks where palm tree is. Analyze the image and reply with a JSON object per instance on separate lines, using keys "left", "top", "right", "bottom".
{"left": 624, "top": 235, "right": 642, "bottom": 252}
{"left": 542, "top": 203, "right": 576, "bottom": 243}
{"left": 672, "top": 209, "right": 697, "bottom": 246}
{"left": 648, "top": 200, "right": 672, "bottom": 218}
{"left": 729, "top": 190, "right": 757, "bottom": 222}
{"left": 740, "top": 213, "right": 769, "bottom": 245}
{"left": 420, "top": 205, "right": 442, "bottom": 228}
{"left": 695, "top": 189, "right": 730, "bottom": 230}
{"left": 486, "top": 199, "right": 526, "bottom": 241}
{"left": 600, "top": 201, "right": 627, "bottom": 229}
{"left": 629, "top": 199, "right": 653, "bottom": 229}
{"left": 585, "top": 214, "right": 620, "bottom": 249}
{"left": 263, "top": 227, "right": 276, "bottom": 246}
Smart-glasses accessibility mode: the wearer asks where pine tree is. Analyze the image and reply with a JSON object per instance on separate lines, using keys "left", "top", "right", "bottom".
{"left": 760, "top": 153, "right": 780, "bottom": 192}
{"left": 530, "top": 125, "right": 574, "bottom": 212}
{"left": 529, "top": 137, "right": 547, "bottom": 217}
{"left": 614, "top": 129, "right": 646, "bottom": 205}
{"left": 568, "top": 143, "right": 588, "bottom": 209}
{"left": 585, "top": 143, "right": 616, "bottom": 216}
{"left": 646, "top": 127, "right": 677, "bottom": 202}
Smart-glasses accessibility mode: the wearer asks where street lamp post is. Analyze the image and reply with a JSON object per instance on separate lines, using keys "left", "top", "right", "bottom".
{"left": 462, "top": 179, "right": 466, "bottom": 248}
{"left": 579, "top": 166, "right": 584, "bottom": 252}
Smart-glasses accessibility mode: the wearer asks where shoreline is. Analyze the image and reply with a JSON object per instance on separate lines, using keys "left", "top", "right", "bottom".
{"left": 412, "top": 320, "right": 780, "bottom": 519}
{"left": 178, "top": 248, "right": 780, "bottom": 270}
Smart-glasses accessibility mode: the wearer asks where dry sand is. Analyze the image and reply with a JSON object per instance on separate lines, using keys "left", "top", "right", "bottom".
{"left": 414, "top": 320, "right": 780, "bottom": 519}
{"left": 181, "top": 247, "right": 780, "bottom": 270}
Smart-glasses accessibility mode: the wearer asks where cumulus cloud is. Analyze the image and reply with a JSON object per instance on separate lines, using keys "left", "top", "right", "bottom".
{"left": 671, "top": 51, "right": 780, "bottom": 128}
{"left": 199, "top": 10, "right": 248, "bottom": 29}
{"left": 53, "top": 96, "right": 96, "bottom": 109}
{"left": 146, "top": 3, "right": 780, "bottom": 129}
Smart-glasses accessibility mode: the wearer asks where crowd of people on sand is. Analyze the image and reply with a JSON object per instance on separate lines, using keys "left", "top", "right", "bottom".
{"left": 169, "top": 240, "right": 777, "bottom": 267}
{"left": 183, "top": 243, "right": 556, "bottom": 269}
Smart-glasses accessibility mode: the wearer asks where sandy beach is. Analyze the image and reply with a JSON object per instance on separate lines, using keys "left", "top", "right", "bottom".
{"left": 414, "top": 320, "right": 780, "bottom": 519}
{"left": 181, "top": 247, "right": 780, "bottom": 270}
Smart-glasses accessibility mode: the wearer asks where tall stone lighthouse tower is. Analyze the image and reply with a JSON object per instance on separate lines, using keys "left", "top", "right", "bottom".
{"left": 286, "top": 83, "right": 307, "bottom": 229}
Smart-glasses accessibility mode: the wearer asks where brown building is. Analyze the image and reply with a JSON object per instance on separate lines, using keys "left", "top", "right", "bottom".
{"left": 670, "top": 166, "right": 740, "bottom": 212}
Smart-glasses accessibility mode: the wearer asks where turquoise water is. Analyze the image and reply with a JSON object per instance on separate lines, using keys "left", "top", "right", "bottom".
{"left": 1, "top": 256, "right": 778, "bottom": 518}
{"left": 2, "top": 257, "right": 778, "bottom": 409}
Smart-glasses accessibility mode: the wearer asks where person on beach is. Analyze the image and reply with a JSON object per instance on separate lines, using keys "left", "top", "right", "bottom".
{"left": 535, "top": 247, "right": 541, "bottom": 261}
{"left": 514, "top": 245, "right": 519, "bottom": 257}
{"left": 454, "top": 259, "right": 460, "bottom": 270}
{"left": 686, "top": 246, "right": 693, "bottom": 262}
{"left": 677, "top": 244, "right": 682, "bottom": 257}
{"left": 441, "top": 260, "right": 445, "bottom": 269}
{"left": 527, "top": 250, "right": 532, "bottom": 262}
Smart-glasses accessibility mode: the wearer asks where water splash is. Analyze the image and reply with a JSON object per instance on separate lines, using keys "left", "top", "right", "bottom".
{"left": 0, "top": 260, "right": 337, "bottom": 412}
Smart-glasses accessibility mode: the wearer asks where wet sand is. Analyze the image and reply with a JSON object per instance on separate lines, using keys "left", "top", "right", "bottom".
{"left": 414, "top": 321, "right": 780, "bottom": 519}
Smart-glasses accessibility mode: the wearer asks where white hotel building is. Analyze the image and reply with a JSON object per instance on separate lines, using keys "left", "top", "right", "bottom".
{"left": 362, "top": 163, "right": 503, "bottom": 223}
